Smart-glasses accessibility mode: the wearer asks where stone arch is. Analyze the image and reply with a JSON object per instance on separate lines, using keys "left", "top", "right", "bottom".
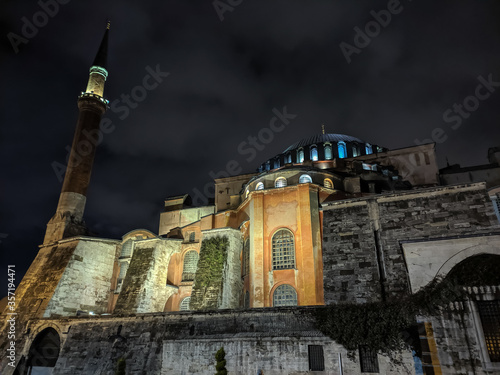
{"left": 26, "top": 327, "right": 61, "bottom": 372}
{"left": 435, "top": 244, "right": 500, "bottom": 282}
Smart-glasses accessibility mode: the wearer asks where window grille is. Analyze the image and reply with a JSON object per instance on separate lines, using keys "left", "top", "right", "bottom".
{"left": 310, "top": 146, "right": 318, "bottom": 161}
{"left": 275, "top": 177, "right": 287, "bottom": 188}
{"left": 182, "top": 251, "right": 199, "bottom": 281}
{"left": 324, "top": 144, "right": 332, "bottom": 160}
{"left": 120, "top": 240, "right": 134, "bottom": 258}
{"left": 338, "top": 141, "right": 347, "bottom": 158}
{"left": 359, "top": 346, "right": 379, "bottom": 373}
{"left": 273, "top": 284, "right": 297, "bottom": 306}
{"left": 256, "top": 182, "right": 264, "bottom": 190}
{"left": 272, "top": 229, "right": 295, "bottom": 270}
{"left": 242, "top": 239, "right": 250, "bottom": 276}
{"left": 477, "top": 300, "right": 500, "bottom": 362}
{"left": 179, "top": 297, "right": 191, "bottom": 311}
{"left": 324, "top": 179, "right": 333, "bottom": 189}
{"left": 299, "top": 174, "right": 312, "bottom": 184}
{"left": 308, "top": 345, "right": 325, "bottom": 371}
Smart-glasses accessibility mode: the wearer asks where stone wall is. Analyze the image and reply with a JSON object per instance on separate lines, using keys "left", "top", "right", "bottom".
{"left": 322, "top": 183, "right": 500, "bottom": 303}
{"left": 43, "top": 238, "right": 118, "bottom": 317}
{"left": 4, "top": 307, "right": 416, "bottom": 375}
{"left": 114, "top": 238, "right": 181, "bottom": 314}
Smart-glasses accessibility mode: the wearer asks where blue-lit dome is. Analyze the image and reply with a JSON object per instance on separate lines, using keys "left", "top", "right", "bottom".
{"left": 258, "top": 133, "right": 385, "bottom": 172}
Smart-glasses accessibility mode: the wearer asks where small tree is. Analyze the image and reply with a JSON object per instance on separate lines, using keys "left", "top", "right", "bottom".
{"left": 115, "top": 357, "right": 126, "bottom": 375}
{"left": 215, "top": 347, "right": 228, "bottom": 375}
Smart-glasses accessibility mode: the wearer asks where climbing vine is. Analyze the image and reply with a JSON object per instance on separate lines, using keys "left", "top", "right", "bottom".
{"left": 312, "top": 254, "right": 500, "bottom": 359}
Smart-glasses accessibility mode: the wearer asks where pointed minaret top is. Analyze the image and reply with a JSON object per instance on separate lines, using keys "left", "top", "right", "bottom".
{"left": 92, "top": 22, "right": 109, "bottom": 69}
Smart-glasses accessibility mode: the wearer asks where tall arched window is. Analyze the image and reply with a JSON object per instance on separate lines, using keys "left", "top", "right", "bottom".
{"left": 324, "top": 143, "right": 332, "bottom": 160}
{"left": 285, "top": 153, "right": 292, "bottom": 164}
{"left": 353, "top": 145, "right": 360, "bottom": 157}
{"left": 299, "top": 174, "right": 312, "bottom": 184}
{"left": 273, "top": 284, "right": 297, "bottom": 306}
{"left": 242, "top": 239, "right": 250, "bottom": 276}
{"left": 275, "top": 177, "right": 287, "bottom": 188}
{"left": 338, "top": 141, "right": 347, "bottom": 158}
{"left": 324, "top": 178, "right": 333, "bottom": 189}
{"left": 179, "top": 297, "right": 191, "bottom": 311}
{"left": 244, "top": 291, "right": 250, "bottom": 309}
{"left": 297, "top": 148, "right": 305, "bottom": 163}
{"left": 27, "top": 328, "right": 60, "bottom": 372}
{"left": 256, "top": 182, "right": 264, "bottom": 190}
{"left": 365, "top": 143, "right": 373, "bottom": 155}
{"left": 310, "top": 146, "right": 318, "bottom": 161}
{"left": 272, "top": 229, "right": 295, "bottom": 270}
{"left": 182, "top": 251, "right": 199, "bottom": 281}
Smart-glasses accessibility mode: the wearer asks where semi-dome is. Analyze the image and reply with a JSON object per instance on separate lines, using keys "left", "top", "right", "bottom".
{"left": 258, "top": 132, "right": 385, "bottom": 172}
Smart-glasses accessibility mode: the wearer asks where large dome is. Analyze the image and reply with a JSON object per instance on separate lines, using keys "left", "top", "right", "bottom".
{"left": 258, "top": 132, "right": 385, "bottom": 172}
{"left": 283, "top": 133, "right": 365, "bottom": 153}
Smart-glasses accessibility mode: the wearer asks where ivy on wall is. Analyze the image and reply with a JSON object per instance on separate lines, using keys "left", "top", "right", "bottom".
{"left": 190, "top": 236, "right": 229, "bottom": 310}
{"left": 313, "top": 254, "right": 500, "bottom": 359}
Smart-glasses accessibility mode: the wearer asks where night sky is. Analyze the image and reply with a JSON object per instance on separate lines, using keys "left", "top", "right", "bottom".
{"left": 1, "top": 1, "right": 500, "bottom": 299}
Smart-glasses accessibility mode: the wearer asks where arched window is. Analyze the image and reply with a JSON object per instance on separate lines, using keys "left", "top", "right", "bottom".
{"left": 120, "top": 240, "right": 134, "bottom": 258}
{"left": 338, "top": 141, "right": 347, "bottom": 158}
{"left": 324, "top": 178, "right": 333, "bottom": 189}
{"left": 310, "top": 146, "right": 318, "bottom": 161}
{"left": 27, "top": 328, "right": 60, "bottom": 372}
{"left": 265, "top": 161, "right": 271, "bottom": 171}
{"left": 297, "top": 148, "right": 304, "bottom": 163}
{"left": 275, "top": 177, "right": 287, "bottom": 188}
{"left": 285, "top": 153, "right": 292, "bottom": 164}
{"left": 274, "top": 158, "right": 280, "bottom": 169}
{"left": 273, "top": 284, "right": 297, "bottom": 307}
{"left": 179, "top": 297, "right": 191, "bottom": 311}
{"left": 182, "top": 251, "right": 199, "bottom": 281}
{"left": 242, "top": 239, "right": 250, "bottom": 276}
{"left": 272, "top": 229, "right": 295, "bottom": 270}
{"left": 324, "top": 143, "right": 332, "bottom": 160}
{"left": 353, "top": 145, "right": 360, "bottom": 157}
{"left": 189, "top": 232, "right": 196, "bottom": 242}
{"left": 365, "top": 143, "right": 373, "bottom": 155}
{"left": 244, "top": 291, "right": 250, "bottom": 309}
{"left": 256, "top": 182, "right": 264, "bottom": 190}
{"left": 299, "top": 174, "right": 312, "bottom": 184}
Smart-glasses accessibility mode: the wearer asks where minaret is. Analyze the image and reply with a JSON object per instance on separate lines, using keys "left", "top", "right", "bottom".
{"left": 44, "top": 23, "right": 110, "bottom": 245}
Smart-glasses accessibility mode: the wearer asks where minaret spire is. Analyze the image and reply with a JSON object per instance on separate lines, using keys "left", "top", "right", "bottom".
{"left": 44, "top": 23, "right": 111, "bottom": 245}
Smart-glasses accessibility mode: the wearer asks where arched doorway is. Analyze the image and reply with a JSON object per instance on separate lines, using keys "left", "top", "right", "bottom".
{"left": 26, "top": 327, "right": 60, "bottom": 374}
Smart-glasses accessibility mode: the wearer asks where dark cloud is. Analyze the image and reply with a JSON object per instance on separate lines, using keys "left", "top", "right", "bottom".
{"left": 2, "top": 0, "right": 500, "bottom": 298}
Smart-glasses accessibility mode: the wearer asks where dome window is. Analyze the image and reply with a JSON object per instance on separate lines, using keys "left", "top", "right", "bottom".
{"left": 353, "top": 145, "right": 360, "bottom": 157}
{"left": 274, "top": 158, "right": 280, "bottom": 169}
{"left": 256, "top": 182, "right": 264, "bottom": 190}
{"left": 365, "top": 143, "right": 373, "bottom": 155}
{"left": 310, "top": 146, "right": 318, "bottom": 161}
{"left": 275, "top": 177, "right": 287, "bottom": 188}
{"left": 324, "top": 144, "right": 332, "bottom": 160}
{"left": 338, "top": 141, "right": 347, "bottom": 158}
{"left": 299, "top": 174, "right": 312, "bottom": 184}
{"left": 324, "top": 178, "right": 333, "bottom": 189}
{"left": 297, "top": 148, "right": 304, "bottom": 163}
{"left": 265, "top": 161, "right": 271, "bottom": 171}
{"left": 285, "top": 153, "right": 292, "bottom": 164}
